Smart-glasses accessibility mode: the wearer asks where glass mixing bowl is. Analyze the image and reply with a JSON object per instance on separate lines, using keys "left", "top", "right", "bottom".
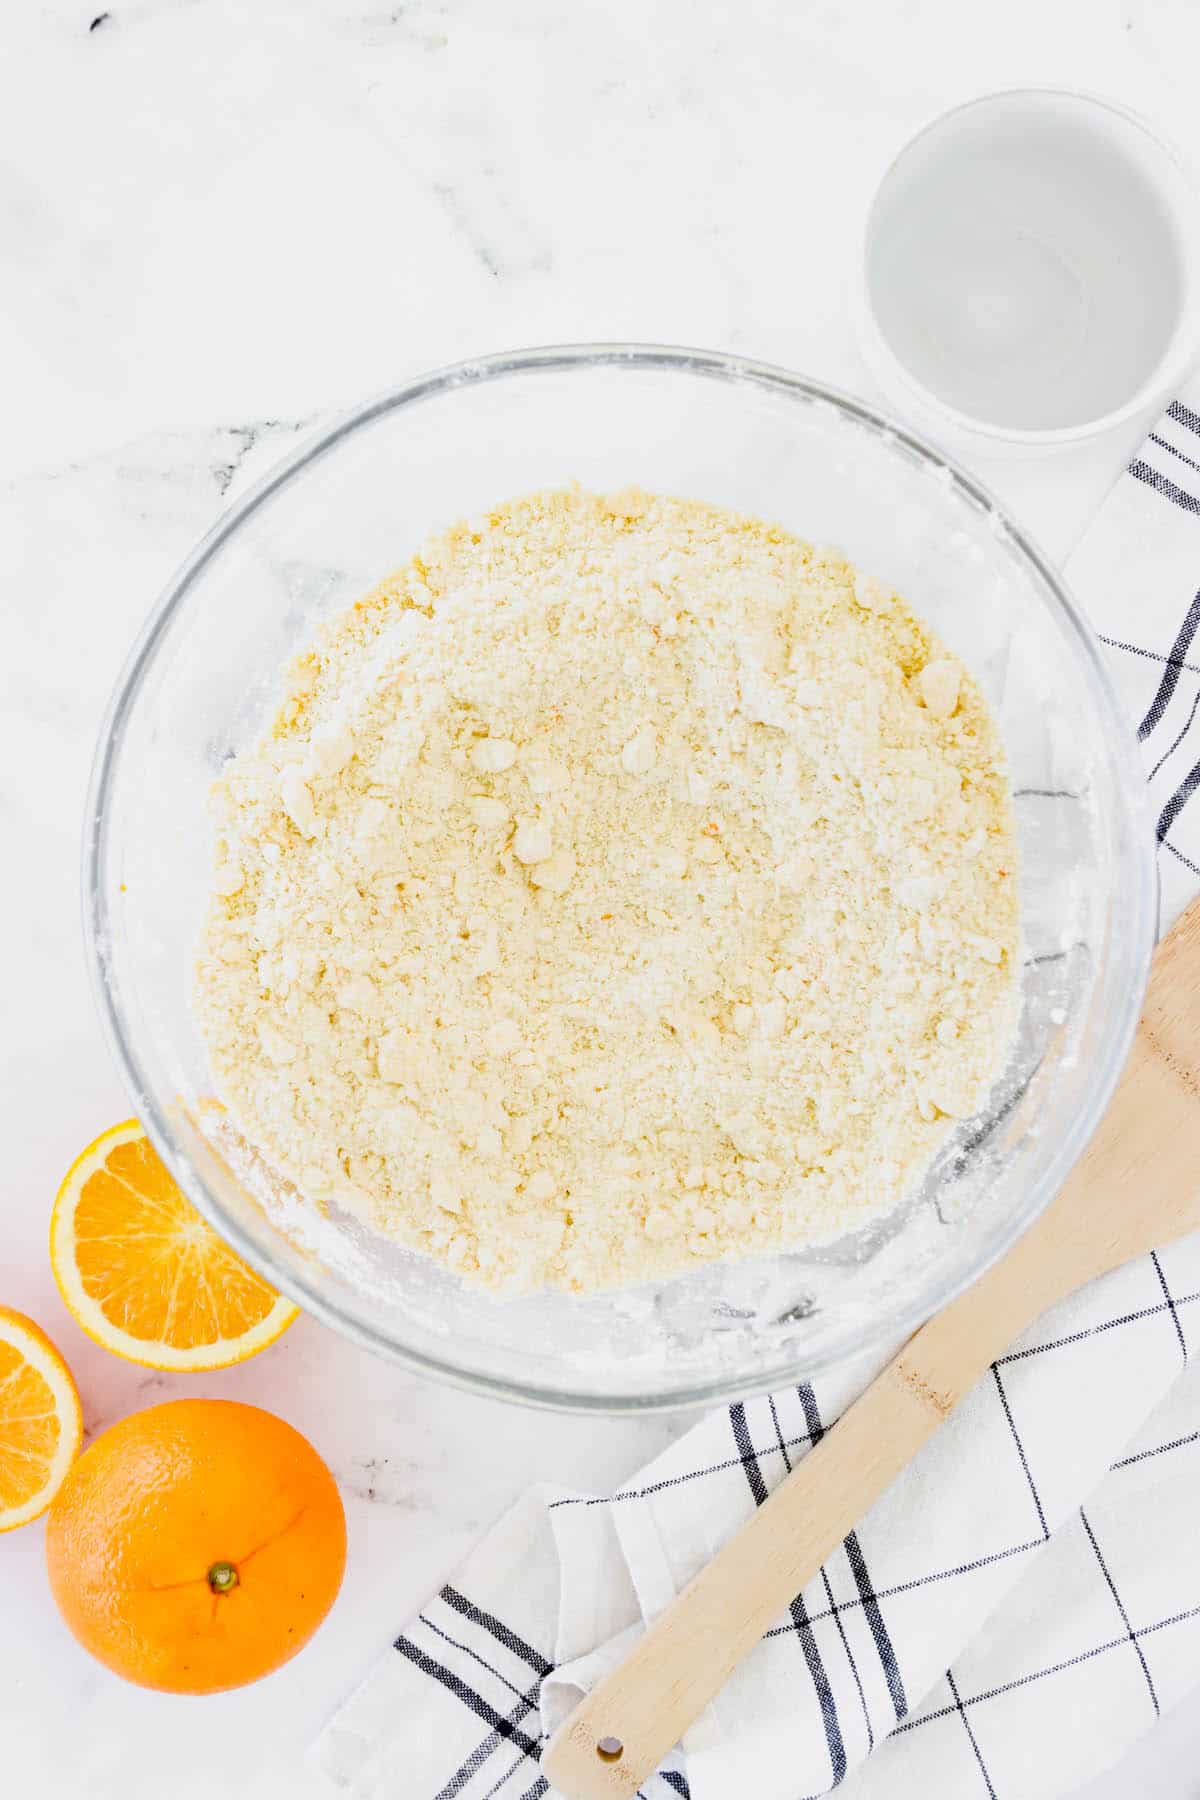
{"left": 85, "top": 345, "right": 1155, "bottom": 1412}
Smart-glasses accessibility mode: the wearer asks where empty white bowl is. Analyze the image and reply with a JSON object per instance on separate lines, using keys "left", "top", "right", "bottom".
{"left": 856, "top": 90, "right": 1200, "bottom": 451}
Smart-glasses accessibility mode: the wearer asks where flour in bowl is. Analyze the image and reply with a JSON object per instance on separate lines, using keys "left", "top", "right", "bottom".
{"left": 195, "top": 488, "right": 1019, "bottom": 1293}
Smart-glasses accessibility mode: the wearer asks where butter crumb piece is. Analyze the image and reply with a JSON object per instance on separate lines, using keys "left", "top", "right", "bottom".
{"left": 431, "top": 1174, "right": 462, "bottom": 1213}
{"left": 471, "top": 737, "right": 517, "bottom": 774}
{"left": 513, "top": 819, "right": 553, "bottom": 864}
{"left": 530, "top": 850, "right": 576, "bottom": 893}
{"left": 758, "top": 1000, "right": 786, "bottom": 1039}
{"left": 621, "top": 725, "right": 658, "bottom": 775}
{"left": 475, "top": 1124, "right": 503, "bottom": 1159}
{"left": 853, "top": 571, "right": 891, "bottom": 611}
{"left": 306, "top": 729, "right": 354, "bottom": 777}
{"left": 917, "top": 660, "right": 961, "bottom": 719}
{"left": 279, "top": 768, "right": 318, "bottom": 837}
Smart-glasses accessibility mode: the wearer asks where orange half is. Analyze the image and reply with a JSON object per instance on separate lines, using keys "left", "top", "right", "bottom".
{"left": 0, "top": 1307, "right": 83, "bottom": 1531}
{"left": 50, "top": 1121, "right": 298, "bottom": 1371}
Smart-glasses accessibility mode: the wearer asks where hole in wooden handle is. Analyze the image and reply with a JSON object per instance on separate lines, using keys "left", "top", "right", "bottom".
{"left": 596, "top": 1736, "right": 624, "bottom": 1762}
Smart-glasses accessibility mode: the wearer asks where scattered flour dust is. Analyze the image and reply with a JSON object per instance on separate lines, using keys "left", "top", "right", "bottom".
{"left": 194, "top": 487, "right": 1019, "bottom": 1295}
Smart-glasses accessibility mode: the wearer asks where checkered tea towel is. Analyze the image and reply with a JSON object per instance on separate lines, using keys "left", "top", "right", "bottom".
{"left": 315, "top": 387, "right": 1200, "bottom": 1800}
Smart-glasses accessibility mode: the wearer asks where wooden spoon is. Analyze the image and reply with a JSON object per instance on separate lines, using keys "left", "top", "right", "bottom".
{"left": 544, "top": 895, "right": 1200, "bottom": 1800}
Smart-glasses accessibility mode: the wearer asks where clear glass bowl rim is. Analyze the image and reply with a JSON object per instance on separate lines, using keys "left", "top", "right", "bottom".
{"left": 83, "top": 342, "right": 1158, "bottom": 1413}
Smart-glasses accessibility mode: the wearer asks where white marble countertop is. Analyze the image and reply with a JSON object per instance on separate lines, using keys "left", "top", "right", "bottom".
{"left": 4, "top": 2, "right": 1200, "bottom": 1794}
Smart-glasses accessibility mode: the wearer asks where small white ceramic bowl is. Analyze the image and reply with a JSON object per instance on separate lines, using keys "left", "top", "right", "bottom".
{"left": 855, "top": 90, "right": 1200, "bottom": 454}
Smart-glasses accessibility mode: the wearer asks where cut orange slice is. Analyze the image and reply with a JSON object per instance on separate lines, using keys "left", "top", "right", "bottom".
{"left": 0, "top": 1307, "right": 83, "bottom": 1531}
{"left": 51, "top": 1121, "right": 299, "bottom": 1372}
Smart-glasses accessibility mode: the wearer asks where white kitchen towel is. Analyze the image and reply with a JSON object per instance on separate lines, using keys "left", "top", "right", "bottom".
{"left": 315, "top": 385, "right": 1200, "bottom": 1800}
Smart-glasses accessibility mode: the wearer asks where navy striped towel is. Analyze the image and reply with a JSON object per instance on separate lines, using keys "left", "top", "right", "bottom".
{"left": 315, "top": 387, "right": 1200, "bottom": 1800}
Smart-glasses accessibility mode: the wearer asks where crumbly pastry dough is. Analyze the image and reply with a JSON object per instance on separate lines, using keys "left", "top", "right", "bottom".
{"left": 195, "top": 488, "right": 1019, "bottom": 1294}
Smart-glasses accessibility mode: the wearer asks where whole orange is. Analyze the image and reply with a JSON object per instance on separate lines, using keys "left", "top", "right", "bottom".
{"left": 45, "top": 1398, "right": 346, "bottom": 1694}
